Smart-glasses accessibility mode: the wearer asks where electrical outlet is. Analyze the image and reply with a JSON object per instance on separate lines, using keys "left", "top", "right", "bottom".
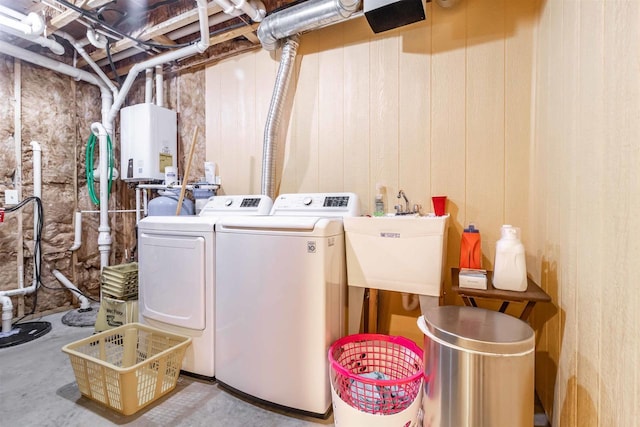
{"left": 5, "top": 190, "right": 19, "bottom": 205}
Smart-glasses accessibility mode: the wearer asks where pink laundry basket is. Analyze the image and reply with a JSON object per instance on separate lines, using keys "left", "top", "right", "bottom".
{"left": 328, "top": 334, "right": 424, "bottom": 426}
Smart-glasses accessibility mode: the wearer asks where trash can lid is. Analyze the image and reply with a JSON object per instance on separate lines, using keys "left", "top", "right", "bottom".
{"left": 418, "top": 306, "right": 535, "bottom": 355}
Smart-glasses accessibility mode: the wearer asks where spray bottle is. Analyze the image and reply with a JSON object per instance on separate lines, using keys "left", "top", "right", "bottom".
{"left": 374, "top": 183, "right": 385, "bottom": 216}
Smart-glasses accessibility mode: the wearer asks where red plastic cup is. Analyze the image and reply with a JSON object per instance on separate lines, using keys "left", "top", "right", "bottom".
{"left": 432, "top": 196, "right": 447, "bottom": 216}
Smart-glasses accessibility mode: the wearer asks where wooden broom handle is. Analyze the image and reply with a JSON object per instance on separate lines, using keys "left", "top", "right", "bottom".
{"left": 175, "top": 126, "right": 198, "bottom": 216}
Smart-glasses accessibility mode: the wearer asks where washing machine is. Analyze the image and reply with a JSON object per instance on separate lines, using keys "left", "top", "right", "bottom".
{"left": 214, "top": 192, "right": 359, "bottom": 417}
{"left": 137, "top": 195, "right": 272, "bottom": 378}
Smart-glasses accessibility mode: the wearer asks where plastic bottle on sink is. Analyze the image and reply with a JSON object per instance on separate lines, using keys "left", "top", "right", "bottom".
{"left": 373, "top": 183, "right": 385, "bottom": 216}
{"left": 492, "top": 225, "right": 527, "bottom": 291}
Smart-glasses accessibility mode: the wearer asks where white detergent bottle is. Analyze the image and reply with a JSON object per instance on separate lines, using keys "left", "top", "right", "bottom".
{"left": 492, "top": 225, "right": 527, "bottom": 291}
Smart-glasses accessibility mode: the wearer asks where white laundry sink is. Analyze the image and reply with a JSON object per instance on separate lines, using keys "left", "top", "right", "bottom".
{"left": 344, "top": 215, "right": 449, "bottom": 296}
{"left": 344, "top": 214, "right": 450, "bottom": 334}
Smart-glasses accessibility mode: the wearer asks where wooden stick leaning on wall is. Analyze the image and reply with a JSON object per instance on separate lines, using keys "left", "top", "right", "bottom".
{"left": 175, "top": 126, "right": 198, "bottom": 216}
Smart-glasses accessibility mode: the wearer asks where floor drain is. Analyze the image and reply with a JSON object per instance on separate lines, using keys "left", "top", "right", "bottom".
{"left": 0, "top": 321, "right": 52, "bottom": 349}
{"left": 61, "top": 304, "right": 99, "bottom": 327}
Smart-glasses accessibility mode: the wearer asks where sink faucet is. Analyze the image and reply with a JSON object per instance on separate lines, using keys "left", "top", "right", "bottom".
{"left": 396, "top": 190, "right": 410, "bottom": 214}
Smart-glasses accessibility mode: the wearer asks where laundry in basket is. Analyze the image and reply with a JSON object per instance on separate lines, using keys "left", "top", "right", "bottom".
{"left": 350, "top": 371, "right": 411, "bottom": 413}
{"left": 329, "top": 333, "right": 424, "bottom": 426}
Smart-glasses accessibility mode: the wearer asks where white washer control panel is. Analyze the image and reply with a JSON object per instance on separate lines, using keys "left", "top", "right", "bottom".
{"left": 199, "top": 195, "right": 273, "bottom": 216}
{"left": 270, "top": 192, "right": 360, "bottom": 217}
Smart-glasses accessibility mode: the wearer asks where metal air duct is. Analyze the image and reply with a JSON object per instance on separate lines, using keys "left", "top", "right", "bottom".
{"left": 257, "top": 0, "right": 361, "bottom": 51}
{"left": 261, "top": 36, "right": 299, "bottom": 198}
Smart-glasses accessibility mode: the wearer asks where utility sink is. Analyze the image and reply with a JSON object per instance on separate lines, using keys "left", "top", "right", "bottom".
{"left": 344, "top": 214, "right": 449, "bottom": 294}
{"left": 344, "top": 215, "right": 449, "bottom": 334}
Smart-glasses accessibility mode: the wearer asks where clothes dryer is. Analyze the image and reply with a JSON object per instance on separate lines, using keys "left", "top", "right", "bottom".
{"left": 215, "top": 192, "right": 359, "bottom": 416}
{"left": 137, "top": 195, "right": 272, "bottom": 378}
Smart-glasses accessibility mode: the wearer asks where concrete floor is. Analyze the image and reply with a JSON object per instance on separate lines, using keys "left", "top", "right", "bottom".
{"left": 0, "top": 310, "right": 550, "bottom": 427}
{"left": 0, "top": 311, "right": 332, "bottom": 427}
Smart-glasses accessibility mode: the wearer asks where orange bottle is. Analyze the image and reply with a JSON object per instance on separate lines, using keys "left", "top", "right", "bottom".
{"left": 460, "top": 224, "right": 482, "bottom": 269}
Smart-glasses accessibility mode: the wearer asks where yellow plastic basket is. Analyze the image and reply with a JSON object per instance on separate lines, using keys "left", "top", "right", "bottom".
{"left": 62, "top": 323, "right": 192, "bottom": 415}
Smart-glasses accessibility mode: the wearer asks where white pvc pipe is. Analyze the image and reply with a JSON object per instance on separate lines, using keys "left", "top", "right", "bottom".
{"left": 1, "top": 295, "right": 13, "bottom": 333}
{"left": 0, "top": 14, "right": 32, "bottom": 34}
{"left": 107, "top": 0, "right": 210, "bottom": 125}
{"left": 0, "top": 39, "right": 106, "bottom": 89}
{"left": 166, "top": 12, "right": 235, "bottom": 40}
{"left": 90, "top": 122, "right": 112, "bottom": 270}
{"left": 0, "top": 4, "right": 28, "bottom": 21}
{"left": 0, "top": 10, "right": 44, "bottom": 36}
{"left": 155, "top": 65, "right": 163, "bottom": 107}
{"left": 0, "top": 1, "right": 209, "bottom": 274}
{"left": 136, "top": 187, "right": 142, "bottom": 224}
{"left": 145, "top": 68, "right": 153, "bottom": 103}
{"left": 401, "top": 293, "right": 420, "bottom": 311}
{"left": 0, "top": 23, "right": 65, "bottom": 55}
{"left": 57, "top": 31, "right": 118, "bottom": 95}
{"left": 86, "top": 28, "right": 107, "bottom": 49}
{"left": 30, "top": 141, "right": 41, "bottom": 291}
{"left": 0, "top": 32, "right": 115, "bottom": 273}
{"left": 214, "top": 0, "right": 241, "bottom": 16}
{"left": 229, "top": 0, "right": 266, "bottom": 22}
{"left": 0, "top": 142, "right": 42, "bottom": 306}
{"left": 69, "top": 211, "right": 82, "bottom": 251}
{"left": 52, "top": 270, "right": 91, "bottom": 310}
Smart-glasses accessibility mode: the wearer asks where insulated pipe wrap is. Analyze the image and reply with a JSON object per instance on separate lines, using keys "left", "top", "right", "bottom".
{"left": 261, "top": 36, "right": 299, "bottom": 198}
{"left": 257, "top": 0, "right": 360, "bottom": 51}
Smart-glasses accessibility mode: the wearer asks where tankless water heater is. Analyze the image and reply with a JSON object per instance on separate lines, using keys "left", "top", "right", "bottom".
{"left": 120, "top": 103, "right": 177, "bottom": 182}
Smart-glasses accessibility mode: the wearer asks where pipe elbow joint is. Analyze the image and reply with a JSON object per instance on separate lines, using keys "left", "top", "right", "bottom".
{"left": 257, "top": 21, "right": 278, "bottom": 51}
{"left": 91, "top": 122, "right": 107, "bottom": 136}
{"left": 86, "top": 28, "right": 107, "bottom": 49}
{"left": 23, "top": 12, "right": 45, "bottom": 36}
{"left": 195, "top": 39, "right": 209, "bottom": 53}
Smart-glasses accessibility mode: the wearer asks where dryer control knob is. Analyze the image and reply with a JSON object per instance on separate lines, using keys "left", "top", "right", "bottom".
{"left": 303, "top": 197, "right": 313, "bottom": 206}
{"left": 225, "top": 198, "right": 233, "bottom": 206}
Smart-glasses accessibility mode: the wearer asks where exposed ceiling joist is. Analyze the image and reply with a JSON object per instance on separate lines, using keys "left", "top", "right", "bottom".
{"left": 210, "top": 22, "right": 259, "bottom": 45}
{"left": 79, "top": 2, "right": 223, "bottom": 67}
{"left": 106, "top": 22, "right": 259, "bottom": 79}
{"left": 1, "top": 0, "right": 297, "bottom": 76}
{"left": 152, "top": 34, "right": 177, "bottom": 46}
{"left": 48, "top": 0, "right": 111, "bottom": 31}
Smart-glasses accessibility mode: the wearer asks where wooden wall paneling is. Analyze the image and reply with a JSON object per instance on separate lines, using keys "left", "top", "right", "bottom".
{"left": 230, "top": 54, "right": 258, "bottom": 194}
{"left": 429, "top": 0, "right": 467, "bottom": 304}
{"left": 531, "top": 0, "right": 560, "bottom": 412}
{"left": 285, "top": 31, "right": 320, "bottom": 193}
{"left": 368, "top": 31, "right": 400, "bottom": 334}
{"left": 504, "top": 0, "right": 535, "bottom": 246}
{"left": 369, "top": 32, "right": 399, "bottom": 200}
{"left": 464, "top": 0, "right": 505, "bottom": 270}
{"left": 205, "top": 62, "right": 223, "bottom": 191}
{"left": 554, "top": 1, "right": 580, "bottom": 424}
{"left": 398, "top": 19, "right": 431, "bottom": 213}
{"left": 600, "top": 3, "right": 640, "bottom": 425}
{"left": 382, "top": 17, "right": 433, "bottom": 339}
{"left": 342, "top": 18, "right": 371, "bottom": 215}
{"left": 317, "top": 25, "right": 345, "bottom": 193}
{"left": 575, "top": 2, "right": 604, "bottom": 425}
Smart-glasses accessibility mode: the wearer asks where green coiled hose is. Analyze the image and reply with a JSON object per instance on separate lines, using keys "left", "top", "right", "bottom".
{"left": 85, "top": 133, "right": 114, "bottom": 206}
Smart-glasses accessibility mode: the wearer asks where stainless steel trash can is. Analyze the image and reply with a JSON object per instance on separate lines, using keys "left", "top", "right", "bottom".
{"left": 417, "top": 305, "right": 535, "bottom": 427}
